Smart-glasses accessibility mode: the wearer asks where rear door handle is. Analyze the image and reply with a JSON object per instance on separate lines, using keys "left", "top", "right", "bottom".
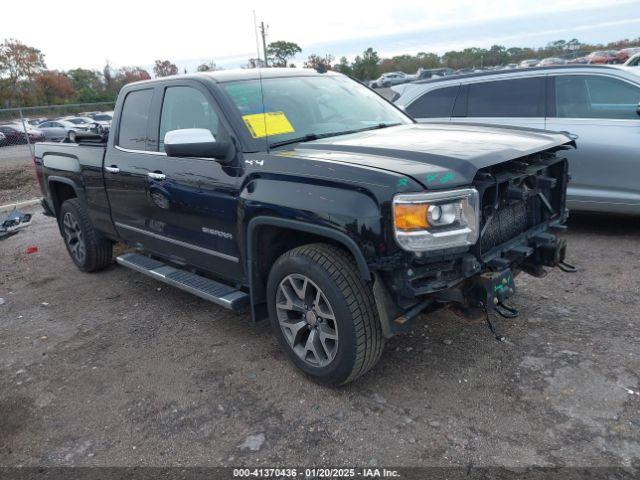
{"left": 147, "top": 172, "right": 166, "bottom": 181}
{"left": 105, "top": 166, "right": 120, "bottom": 173}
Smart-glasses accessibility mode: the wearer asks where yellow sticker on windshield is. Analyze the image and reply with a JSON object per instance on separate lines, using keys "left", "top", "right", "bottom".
{"left": 242, "top": 111, "right": 294, "bottom": 139}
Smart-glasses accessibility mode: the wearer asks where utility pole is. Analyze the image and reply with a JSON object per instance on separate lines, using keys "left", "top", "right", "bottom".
{"left": 253, "top": 10, "right": 261, "bottom": 64}
{"left": 260, "top": 21, "right": 269, "bottom": 67}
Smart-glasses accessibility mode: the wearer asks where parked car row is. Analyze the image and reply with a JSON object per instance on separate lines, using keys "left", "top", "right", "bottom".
{"left": 391, "top": 64, "right": 640, "bottom": 215}
{"left": 0, "top": 111, "right": 113, "bottom": 147}
{"left": 0, "top": 123, "right": 45, "bottom": 145}
{"left": 370, "top": 71, "right": 411, "bottom": 88}
{"left": 520, "top": 48, "right": 640, "bottom": 68}
{"left": 368, "top": 47, "right": 640, "bottom": 90}
{"left": 369, "top": 68, "right": 459, "bottom": 87}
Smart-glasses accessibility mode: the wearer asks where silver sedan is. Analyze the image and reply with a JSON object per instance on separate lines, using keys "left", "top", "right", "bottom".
{"left": 37, "top": 120, "right": 89, "bottom": 142}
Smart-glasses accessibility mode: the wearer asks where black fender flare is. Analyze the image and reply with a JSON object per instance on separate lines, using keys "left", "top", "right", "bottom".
{"left": 247, "top": 216, "right": 371, "bottom": 280}
{"left": 47, "top": 176, "right": 85, "bottom": 216}
{"left": 246, "top": 216, "right": 372, "bottom": 321}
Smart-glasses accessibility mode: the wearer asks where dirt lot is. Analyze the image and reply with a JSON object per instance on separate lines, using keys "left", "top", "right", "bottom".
{"left": 0, "top": 208, "right": 639, "bottom": 468}
{"left": 0, "top": 146, "right": 39, "bottom": 206}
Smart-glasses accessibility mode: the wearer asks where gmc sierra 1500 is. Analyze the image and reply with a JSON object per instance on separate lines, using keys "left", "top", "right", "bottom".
{"left": 35, "top": 68, "right": 575, "bottom": 385}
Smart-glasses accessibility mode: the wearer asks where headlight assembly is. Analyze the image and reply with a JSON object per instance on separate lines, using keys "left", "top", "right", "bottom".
{"left": 393, "top": 188, "right": 479, "bottom": 252}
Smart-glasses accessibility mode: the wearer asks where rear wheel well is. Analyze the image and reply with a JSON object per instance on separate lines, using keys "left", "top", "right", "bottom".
{"left": 50, "top": 181, "right": 77, "bottom": 217}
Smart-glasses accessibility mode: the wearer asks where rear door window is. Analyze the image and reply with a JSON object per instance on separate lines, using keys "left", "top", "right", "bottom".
{"left": 117, "top": 89, "right": 154, "bottom": 150}
{"left": 466, "top": 77, "right": 544, "bottom": 117}
{"left": 406, "top": 85, "right": 459, "bottom": 118}
{"left": 554, "top": 75, "right": 640, "bottom": 119}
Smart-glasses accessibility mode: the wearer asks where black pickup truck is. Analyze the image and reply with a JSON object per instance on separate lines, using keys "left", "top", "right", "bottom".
{"left": 35, "top": 68, "right": 574, "bottom": 385}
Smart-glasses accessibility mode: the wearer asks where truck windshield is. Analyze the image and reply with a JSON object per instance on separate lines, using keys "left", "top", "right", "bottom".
{"left": 222, "top": 74, "right": 411, "bottom": 148}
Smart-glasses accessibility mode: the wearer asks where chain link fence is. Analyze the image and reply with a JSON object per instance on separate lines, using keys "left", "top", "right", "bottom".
{"left": 0, "top": 101, "right": 115, "bottom": 205}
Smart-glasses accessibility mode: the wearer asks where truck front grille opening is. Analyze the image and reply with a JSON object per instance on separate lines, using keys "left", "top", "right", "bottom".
{"left": 474, "top": 156, "right": 567, "bottom": 258}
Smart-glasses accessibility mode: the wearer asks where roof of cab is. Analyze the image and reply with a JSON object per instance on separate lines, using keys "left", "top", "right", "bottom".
{"left": 202, "top": 67, "right": 339, "bottom": 82}
{"left": 123, "top": 68, "right": 340, "bottom": 89}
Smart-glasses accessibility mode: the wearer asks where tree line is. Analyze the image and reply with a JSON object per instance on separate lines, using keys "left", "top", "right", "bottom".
{"left": 331, "top": 38, "right": 639, "bottom": 79}
{"left": 1, "top": 36, "right": 638, "bottom": 109}
{"left": 0, "top": 39, "right": 223, "bottom": 109}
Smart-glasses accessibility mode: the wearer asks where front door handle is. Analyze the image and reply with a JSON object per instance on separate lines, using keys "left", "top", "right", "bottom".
{"left": 147, "top": 172, "right": 166, "bottom": 181}
{"left": 105, "top": 165, "right": 120, "bottom": 173}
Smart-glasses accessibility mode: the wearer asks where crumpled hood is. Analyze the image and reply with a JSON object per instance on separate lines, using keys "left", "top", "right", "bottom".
{"left": 291, "top": 123, "right": 574, "bottom": 189}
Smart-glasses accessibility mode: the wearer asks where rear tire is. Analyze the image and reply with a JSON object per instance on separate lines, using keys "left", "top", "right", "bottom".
{"left": 267, "top": 243, "right": 384, "bottom": 386}
{"left": 59, "top": 198, "right": 112, "bottom": 272}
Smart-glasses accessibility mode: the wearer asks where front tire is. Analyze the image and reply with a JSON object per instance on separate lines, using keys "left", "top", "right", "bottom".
{"left": 267, "top": 243, "right": 384, "bottom": 386}
{"left": 59, "top": 198, "right": 112, "bottom": 272}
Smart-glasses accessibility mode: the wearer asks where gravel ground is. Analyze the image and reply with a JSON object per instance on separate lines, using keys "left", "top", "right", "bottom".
{"left": 0, "top": 166, "right": 40, "bottom": 206}
{"left": 0, "top": 145, "right": 34, "bottom": 169}
{"left": 0, "top": 145, "right": 39, "bottom": 206}
{"left": 0, "top": 208, "right": 638, "bottom": 468}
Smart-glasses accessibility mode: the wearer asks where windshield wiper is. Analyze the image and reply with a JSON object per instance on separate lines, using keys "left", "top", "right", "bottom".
{"left": 269, "top": 133, "right": 320, "bottom": 149}
{"left": 268, "top": 123, "right": 402, "bottom": 149}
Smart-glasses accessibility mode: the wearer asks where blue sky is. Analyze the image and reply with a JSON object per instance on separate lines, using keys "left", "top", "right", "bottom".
{"left": 178, "top": 0, "right": 640, "bottom": 71}
{"left": 8, "top": 0, "right": 640, "bottom": 72}
{"left": 302, "top": 2, "right": 640, "bottom": 60}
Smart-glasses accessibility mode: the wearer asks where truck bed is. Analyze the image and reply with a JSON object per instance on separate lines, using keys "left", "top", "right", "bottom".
{"left": 35, "top": 141, "right": 114, "bottom": 237}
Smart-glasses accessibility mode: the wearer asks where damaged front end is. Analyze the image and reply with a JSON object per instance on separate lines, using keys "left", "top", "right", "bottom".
{"left": 376, "top": 148, "right": 575, "bottom": 338}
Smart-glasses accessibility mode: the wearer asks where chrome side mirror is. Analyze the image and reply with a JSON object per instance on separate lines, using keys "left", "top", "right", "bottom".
{"left": 164, "top": 128, "right": 231, "bottom": 160}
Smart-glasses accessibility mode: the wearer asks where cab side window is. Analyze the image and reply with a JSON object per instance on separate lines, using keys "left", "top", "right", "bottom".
{"left": 117, "top": 89, "right": 154, "bottom": 150}
{"left": 406, "top": 85, "right": 459, "bottom": 118}
{"left": 554, "top": 75, "right": 640, "bottom": 120}
{"left": 466, "top": 77, "right": 544, "bottom": 117}
{"left": 159, "top": 86, "right": 221, "bottom": 152}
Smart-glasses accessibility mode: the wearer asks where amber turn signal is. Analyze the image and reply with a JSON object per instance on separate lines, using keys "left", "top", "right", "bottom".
{"left": 394, "top": 203, "right": 430, "bottom": 230}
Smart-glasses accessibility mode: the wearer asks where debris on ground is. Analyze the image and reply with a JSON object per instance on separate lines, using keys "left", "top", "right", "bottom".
{"left": 26, "top": 245, "right": 38, "bottom": 254}
{"left": 239, "top": 433, "right": 265, "bottom": 452}
{"left": 0, "top": 208, "right": 32, "bottom": 240}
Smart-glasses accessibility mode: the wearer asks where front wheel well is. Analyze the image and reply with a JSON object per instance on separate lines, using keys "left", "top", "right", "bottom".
{"left": 249, "top": 223, "right": 369, "bottom": 306}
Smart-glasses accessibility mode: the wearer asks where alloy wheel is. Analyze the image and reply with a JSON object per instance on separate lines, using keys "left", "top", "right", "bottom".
{"left": 275, "top": 274, "right": 339, "bottom": 367}
{"left": 62, "top": 212, "right": 86, "bottom": 264}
